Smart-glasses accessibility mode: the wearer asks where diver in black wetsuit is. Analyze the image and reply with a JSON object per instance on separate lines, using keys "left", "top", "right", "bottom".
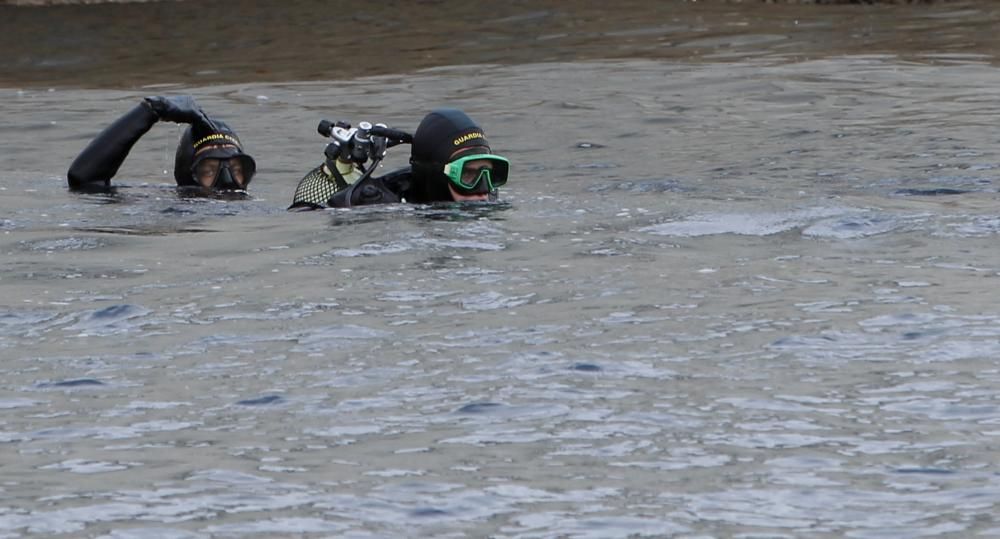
{"left": 288, "top": 108, "right": 510, "bottom": 209}
{"left": 67, "top": 96, "right": 256, "bottom": 192}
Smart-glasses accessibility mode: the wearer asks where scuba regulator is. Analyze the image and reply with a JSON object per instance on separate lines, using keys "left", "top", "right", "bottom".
{"left": 316, "top": 119, "right": 414, "bottom": 206}
{"left": 318, "top": 119, "right": 412, "bottom": 169}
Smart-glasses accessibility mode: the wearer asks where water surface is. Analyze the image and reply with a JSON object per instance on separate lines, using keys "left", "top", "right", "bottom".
{"left": 4, "top": 1, "right": 1000, "bottom": 537}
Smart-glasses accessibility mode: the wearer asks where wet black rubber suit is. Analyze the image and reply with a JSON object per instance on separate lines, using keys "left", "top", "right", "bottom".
{"left": 67, "top": 96, "right": 255, "bottom": 191}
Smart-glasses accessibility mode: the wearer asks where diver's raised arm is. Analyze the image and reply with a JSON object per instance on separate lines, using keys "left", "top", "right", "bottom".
{"left": 67, "top": 96, "right": 210, "bottom": 190}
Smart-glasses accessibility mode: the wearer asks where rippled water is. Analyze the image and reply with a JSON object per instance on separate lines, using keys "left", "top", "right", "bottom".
{"left": 5, "top": 1, "right": 1000, "bottom": 538}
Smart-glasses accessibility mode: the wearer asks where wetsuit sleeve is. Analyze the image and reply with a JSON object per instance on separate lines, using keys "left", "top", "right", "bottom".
{"left": 67, "top": 103, "right": 159, "bottom": 189}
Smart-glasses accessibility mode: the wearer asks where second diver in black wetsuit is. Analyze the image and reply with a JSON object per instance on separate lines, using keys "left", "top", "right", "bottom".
{"left": 67, "top": 96, "right": 257, "bottom": 193}
{"left": 288, "top": 108, "right": 510, "bottom": 209}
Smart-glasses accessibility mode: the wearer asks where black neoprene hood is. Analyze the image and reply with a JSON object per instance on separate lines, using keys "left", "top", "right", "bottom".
{"left": 411, "top": 108, "right": 492, "bottom": 165}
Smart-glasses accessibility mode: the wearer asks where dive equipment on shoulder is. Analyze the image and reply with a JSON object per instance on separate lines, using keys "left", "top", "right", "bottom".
{"left": 289, "top": 118, "right": 413, "bottom": 209}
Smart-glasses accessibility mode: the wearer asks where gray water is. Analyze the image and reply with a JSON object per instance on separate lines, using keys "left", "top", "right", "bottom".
{"left": 4, "top": 1, "right": 1000, "bottom": 538}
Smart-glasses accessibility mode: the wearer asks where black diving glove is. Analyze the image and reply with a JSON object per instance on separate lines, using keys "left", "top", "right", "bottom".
{"left": 143, "top": 95, "right": 210, "bottom": 125}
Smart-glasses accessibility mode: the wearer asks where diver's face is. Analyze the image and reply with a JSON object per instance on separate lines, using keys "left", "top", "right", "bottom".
{"left": 446, "top": 158, "right": 494, "bottom": 201}
{"left": 448, "top": 184, "right": 489, "bottom": 201}
{"left": 192, "top": 144, "right": 248, "bottom": 189}
{"left": 445, "top": 150, "right": 495, "bottom": 201}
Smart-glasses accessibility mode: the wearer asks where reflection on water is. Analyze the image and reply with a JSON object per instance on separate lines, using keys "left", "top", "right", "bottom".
{"left": 4, "top": 1, "right": 1000, "bottom": 538}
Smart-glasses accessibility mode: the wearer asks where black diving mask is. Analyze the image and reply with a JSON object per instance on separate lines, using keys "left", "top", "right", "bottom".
{"left": 191, "top": 155, "right": 256, "bottom": 190}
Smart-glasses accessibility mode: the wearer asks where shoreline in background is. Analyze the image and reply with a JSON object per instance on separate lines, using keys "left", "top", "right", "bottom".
{"left": 2, "top": 0, "right": 165, "bottom": 4}
{"left": 0, "top": 0, "right": 985, "bottom": 88}
{"left": 0, "top": 0, "right": 955, "bottom": 5}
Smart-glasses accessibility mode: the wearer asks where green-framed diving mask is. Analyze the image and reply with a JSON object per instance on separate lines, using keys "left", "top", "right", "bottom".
{"left": 442, "top": 153, "right": 510, "bottom": 194}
